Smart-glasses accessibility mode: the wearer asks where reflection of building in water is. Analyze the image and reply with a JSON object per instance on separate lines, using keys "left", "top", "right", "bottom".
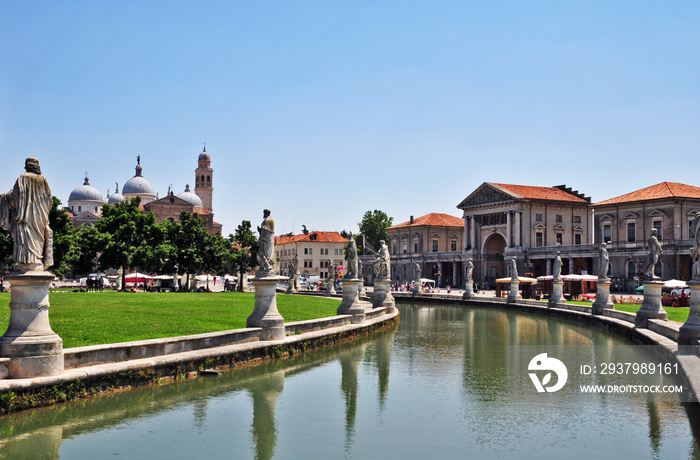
{"left": 65, "top": 147, "right": 222, "bottom": 235}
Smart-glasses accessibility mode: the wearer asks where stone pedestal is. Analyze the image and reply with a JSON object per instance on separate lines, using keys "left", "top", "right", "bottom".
{"left": 0, "top": 271, "right": 64, "bottom": 378}
{"left": 635, "top": 280, "right": 668, "bottom": 328}
{"left": 679, "top": 280, "right": 700, "bottom": 344}
{"left": 286, "top": 275, "right": 297, "bottom": 294}
{"left": 247, "top": 277, "right": 285, "bottom": 341}
{"left": 592, "top": 280, "right": 615, "bottom": 314}
{"left": 507, "top": 280, "right": 522, "bottom": 303}
{"left": 548, "top": 280, "right": 565, "bottom": 308}
{"left": 372, "top": 278, "right": 396, "bottom": 313}
{"left": 462, "top": 281, "right": 473, "bottom": 300}
{"left": 337, "top": 279, "right": 366, "bottom": 324}
{"left": 411, "top": 279, "right": 423, "bottom": 296}
{"left": 325, "top": 280, "right": 336, "bottom": 296}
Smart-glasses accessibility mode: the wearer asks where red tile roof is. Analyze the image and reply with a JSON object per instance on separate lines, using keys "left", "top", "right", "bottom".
{"left": 389, "top": 213, "right": 464, "bottom": 229}
{"left": 491, "top": 183, "right": 589, "bottom": 203}
{"left": 275, "top": 231, "right": 349, "bottom": 245}
{"left": 594, "top": 182, "right": 700, "bottom": 206}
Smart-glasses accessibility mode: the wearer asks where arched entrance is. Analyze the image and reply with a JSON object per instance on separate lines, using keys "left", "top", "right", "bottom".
{"left": 484, "top": 233, "right": 506, "bottom": 286}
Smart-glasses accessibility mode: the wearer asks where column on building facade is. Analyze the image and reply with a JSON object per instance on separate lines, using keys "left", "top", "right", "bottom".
{"left": 438, "top": 262, "right": 443, "bottom": 287}
{"left": 506, "top": 211, "right": 512, "bottom": 248}
{"left": 463, "top": 216, "right": 469, "bottom": 250}
{"left": 453, "top": 261, "right": 458, "bottom": 287}
{"left": 569, "top": 258, "right": 574, "bottom": 275}
{"left": 546, "top": 259, "right": 552, "bottom": 276}
{"left": 515, "top": 212, "right": 521, "bottom": 248}
{"left": 470, "top": 216, "right": 476, "bottom": 250}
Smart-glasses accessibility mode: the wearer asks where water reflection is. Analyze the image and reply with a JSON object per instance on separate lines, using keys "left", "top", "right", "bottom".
{"left": 1, "top": 303, "right": 699, "bottom": 459}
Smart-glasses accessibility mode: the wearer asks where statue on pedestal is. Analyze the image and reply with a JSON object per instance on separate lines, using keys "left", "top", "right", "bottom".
{"left": 466, "top": 260, "right": 474, "bottom": 282}
{"left": 256, "top": 209, "right": 276, "bottom": 276}
{"left": 0, "top": 158, "right": 53, "bottom": 271}
{"left": 553, "top": 251, "right": 563, "bottom": 283}
{"left": 509, "top": 256, "right": 518, "bottom": 281}
{"left": 691, "top": 214, "right": 700, "bottom": 281}
{"left": 373, "top": 240, "right": 390, "bottom": 280}
{"left": 344, "top": 239, "right": 358, "bottom": 279}
{"left": 598, "top": 243, "right": 610, "bottom": 281}
{"left": 644, "top": 228, "right": 663, "bottom": 280}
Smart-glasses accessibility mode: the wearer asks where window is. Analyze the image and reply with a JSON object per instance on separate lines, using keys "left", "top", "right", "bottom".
{"left": 627, "top": 222, "right": 636, "bottom": 242}
{"left": 556, "top": 233, "right": 563, "bottom": 245}
{"left": 653, "top": 220, "right": 662, "bottom": 239}
{"left": 304, "top": 260, "right": 312, "bottom": 268}
{"left": 574, "top": 233, "right": 582, "bottom": 245}
{"left": 573, "top": 216, "right": 581, "bottom": 223}
{"left": 392, "top": 242, "right": 397, "bottom": 254}
{"left": 555, "top": 215, "right": 562, "bottom": 223}
{"left": 320, "top": 271, "right": 327, "bottom": 279}
{"left": 627, "top": 261, "right": 635, "bottom": 279}
{"left": 536, "top": 214, "right": 543, "bottom": 222}
{"left": 414, "top": 242, "right": 419, "bottom": 253}
{"left": 432, "top": 240, "right": 438, "bottom": 252}
{"left": 451, "top": 240, "right": 457, "bottom": 251}
{"left": 320, "top": 248, "right": 328, "bottom": 255}
{"left": 603, "top": 224, "right": 612, "bottom": 243}
{"left": 536, "top": 232, "right": 543, "bottom": 247}
{"left": 78, "top": 206, "right": 81, "bottom": 212}
{"left": 403, "top": 242, "right": 407, "bottom": 254}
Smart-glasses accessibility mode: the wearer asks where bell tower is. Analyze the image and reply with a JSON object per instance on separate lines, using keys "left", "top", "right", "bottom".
{"left": 194, "top": 145, "right": 213, "bottom": 211}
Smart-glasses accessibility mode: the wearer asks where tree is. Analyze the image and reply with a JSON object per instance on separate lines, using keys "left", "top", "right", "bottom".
{"left": 0, "top": 228, "right": 13, "bottom": 278}
{"left": 48, "top": 197, "right": 78, "bottom": 278}
{"left": 166, "top": 211, "right": 211, "bottom": 290}
{"left": 231, "top": 220, "right": 258, "bottom": 291}
{"left": 357, "top": 210, "right": 393, "bottom": 253}
{"left": 202, "top": 232, "right": 231, "bottom": 289}
{"left": 94, "top": 197, "right": 156, "bottom": 290}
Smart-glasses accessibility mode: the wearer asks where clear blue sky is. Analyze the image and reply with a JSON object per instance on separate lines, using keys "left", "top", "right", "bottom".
{"left": 2, "top": 1, "right": 699, "bottom": 236}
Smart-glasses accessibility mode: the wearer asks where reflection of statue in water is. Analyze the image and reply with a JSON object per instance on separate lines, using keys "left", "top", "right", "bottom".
{"left": 373, "top": 240, "right": 390, "bottom": 279}
{"left": 598, "top": 243, "right": 610, "bottom": 281}
{"left": 344, "top": 239, "right": 358, "bottom": 279}
{"left": 0, "top": 158, "right": 53, "bottom": 271}
{"left": 645, "top": 229, "right": 663, "bottom": 280}
{"left": 691, "top": 214, "right": 700, "bottom": 281}
{"left": 256, "top": 209, "right": 276, "bottom": 276}
{"left": 466, "top": 260, "right": 474, "bottom": 282}
{"left": 509, "top": 257, "right": 518, "bottom": 281}
{"left": 553, "top": 251, "right": 563, "bottom": 282}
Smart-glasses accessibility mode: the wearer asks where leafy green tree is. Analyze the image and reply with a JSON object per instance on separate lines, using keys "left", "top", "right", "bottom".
{"left": 202, "top": 232, "right": 230, "bottom": 289}
{"left": 167, "top": 211, "right": 211, "bottom": 290}
{"left": 94, "top": 197, "right": 156, "bottom": 290}
{"left": 357, "top": 210, "right": 393, "bottom": 253}
{"left": 71, "top": 226, "right": 99, "bottom": 276}
{"left": 48, "top": 197, "right": 78, "bottom": 278}
{"left": 231, "top": 220, "right": 258, "bottom": 291}
{"left": 0, "top": 228, "right": 13, "bottom": 279}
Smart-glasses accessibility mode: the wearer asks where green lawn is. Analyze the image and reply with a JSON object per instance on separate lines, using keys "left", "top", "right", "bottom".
{"left": 566, "top": 300, "right": 690, "bottom": 323}
{"left": 0, "top": 291, "right": 339, "bottom": 348}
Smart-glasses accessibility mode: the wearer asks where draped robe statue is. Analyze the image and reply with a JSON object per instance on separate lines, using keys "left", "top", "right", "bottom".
{"left": 0, "top": 158, "right": 53, "bottom": 271}
{"left": 256, "top": 209, "right": 275, "bottom": 276}
{"left": 344, "top": 239, "right": 358, "bottom": 279}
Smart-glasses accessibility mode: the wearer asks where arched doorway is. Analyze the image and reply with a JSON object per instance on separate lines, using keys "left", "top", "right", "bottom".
{"left": 484, "top": 233, "right": 506, "bottom": 286}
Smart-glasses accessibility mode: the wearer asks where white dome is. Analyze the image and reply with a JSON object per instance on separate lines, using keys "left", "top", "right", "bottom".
{"left": 122, "top": 175, "right": 155, "bottom": 196}
{"left": 108, "top": 192, "right": 125, "bottom": 204}
{"left": 69, "top": 177, "right": 103, "bottom": 203}
{"left": 176, "top": 184, "right": 203, "bottom": 207}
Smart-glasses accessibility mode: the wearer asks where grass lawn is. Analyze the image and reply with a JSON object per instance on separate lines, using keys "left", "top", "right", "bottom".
{"left": 566, "top": 300, "right": 690, "bottom": 323}
{"left": 0, "top": 291, "right": 340, "bottom": 348}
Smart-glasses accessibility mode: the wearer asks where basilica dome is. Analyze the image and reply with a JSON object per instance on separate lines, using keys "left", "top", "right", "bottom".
{"left": 108, "top": 183, "right": 126, "bottom": 204}
{"left": 122, "top": 159, "right": 157, "bottom": 205}
{"left": 198, "top": 146, "right": 210, "bottom": 162}
{"left": 69, "top": 176, "right": 103, "bottom": 203}
{"left": 177, "top": 184, "right": 203, "bottom": 207}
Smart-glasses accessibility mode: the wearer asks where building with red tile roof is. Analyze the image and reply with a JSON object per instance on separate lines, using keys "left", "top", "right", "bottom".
{"left": 274, "top": 231, "right": 349, "bottom": 279}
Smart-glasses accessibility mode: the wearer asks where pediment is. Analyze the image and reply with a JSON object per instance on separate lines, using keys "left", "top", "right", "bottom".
{"left": 649, "top": 209, "right": 666, "bottom": 217}
{"left": 533, "top": 223, "right": 546, "bottom": 230}
{"left": 623, "top": 212, "right": 639, "bottom": 220}
{"left": 554, "top": 224, "right": 566, "bottom": 231}
{"left": 457, "top": 183, "right": 518, "bottom": 209}
{"left": 430, "top": 232, "right": 441, "bottom": 238}
{"left": 599, "top": 213, "right": 614, "bottom": 221}
{"left": 573, "top": 225, "right": 585, "bottom": 232}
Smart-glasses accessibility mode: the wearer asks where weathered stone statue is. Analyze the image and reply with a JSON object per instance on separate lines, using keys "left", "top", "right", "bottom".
{"left": 256, "top": 209, "right": 275, "bottom": 276}
{"left": 691, "top": 214, "right": 700, "bottom": 281}
{"left": 373, "top": 240, "right": 390, "bottom": 280}
{"left": 0, "top": 158, "right": 53, "bottom": 271}
{"left": 289, "top": 253, "right": 299, "bottom": 277}
{"left": 344, "top": 239, "right": 358, "bottom": 279}
{"left": 509, "top": 256, "right": 518, "bottom": 281}
{"left": 414, "top": 262, "right": 422, "bottom": 280}
{"left": 644, "top": 228, "right": 662, "bottom": 280}
{"left": 553, "top": 251, "right": 563, "bottom": 282}
{"left": 466, "top": 260, "right": 474, "bottom": 282}
{"left": 598, "top": 243, "right": 610, "bottom": 281}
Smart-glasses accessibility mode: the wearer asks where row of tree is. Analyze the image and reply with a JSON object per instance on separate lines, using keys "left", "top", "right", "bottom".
{"left": 1, "top": 197, "right": 258, "bottom": 291}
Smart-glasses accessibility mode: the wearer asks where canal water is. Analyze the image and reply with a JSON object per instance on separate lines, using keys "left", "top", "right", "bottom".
{"left": 1, "top": 303, "right": 699, "bottom": 459}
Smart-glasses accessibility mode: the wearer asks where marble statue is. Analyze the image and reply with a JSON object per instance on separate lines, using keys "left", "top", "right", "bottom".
{"left": 256, "top": 209, "right": 275, "bottom": 275}
{"left": 598, "top": 243, "right": 610, "bottom": 281}
{"left": 373, "top": 240, "right": 390, "bottom": 279}
{"left": 466, "top": 260, "right": 474, "bottom": 282}
{"left": 345, "top": 239, "right": 358, "bottom": 279}
{"left": 0, "top": 158, "right": 53, "bottom": 271}
{"left": 414, "top": 262, "right": 422, "bottom": 281}
{"left": 691, "top": 214, "right": 700, "bottom": 280}
{"left": 510, "top": 256, "right": 518, "bottom": 281}
{"left": 328, "top": 259, "right": 336, "bottom": 278}
{"left": 644, "top": 228, "right": 662, "bottom": 280}
{"left": 553, "top": 251, "right": 563, "bottom": 282}
{"left": 290, "top": 253, "right": 299, "bottom": 275}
